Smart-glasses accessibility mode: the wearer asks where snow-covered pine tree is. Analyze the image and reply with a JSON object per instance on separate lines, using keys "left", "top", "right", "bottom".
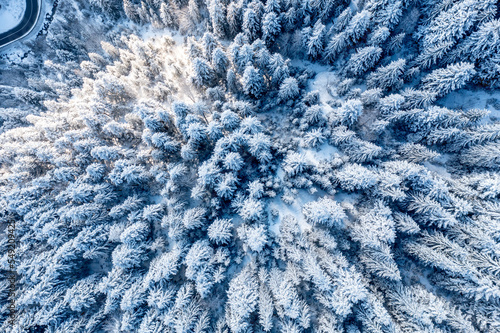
{"left": 306, "top": 20, "right": 326, "bottom": 60}
{"left": 242, "top": 64, "right": 265, "bottom": 98}
{"left": 208, "top": 0, "right": 228, "bottom": 39}
{"left": 421, "top": 62, "right": 476, "bottom": 97}
{"left": 262, "top": 12, "right": 281, "bottom": 45}
{"left": 367, "top": 59, "right": 406, "bottom": 91}
{"left": 346, "top": 46, "right": 383, "bottom": 76}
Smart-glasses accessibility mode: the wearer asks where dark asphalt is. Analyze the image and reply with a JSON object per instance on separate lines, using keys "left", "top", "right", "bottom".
{"left": 0, "top": 0, "right": 39, "bottom": 47}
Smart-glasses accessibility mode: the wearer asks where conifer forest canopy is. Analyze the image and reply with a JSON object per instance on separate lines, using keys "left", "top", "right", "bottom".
{"left": 2, "top": 0, "right": 500, "bottom": 332}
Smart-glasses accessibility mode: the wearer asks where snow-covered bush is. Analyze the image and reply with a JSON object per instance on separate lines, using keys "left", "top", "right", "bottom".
{"left": 303, "top": 197, "right": 347, "bottom": 228}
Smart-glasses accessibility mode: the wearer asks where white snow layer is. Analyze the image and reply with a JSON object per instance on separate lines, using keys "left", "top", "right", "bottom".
{"left": 439, "top": 88, "right": 500, "bottom": 123}
{"left": 0, "top": 0, "right": 26, "bottom": 34}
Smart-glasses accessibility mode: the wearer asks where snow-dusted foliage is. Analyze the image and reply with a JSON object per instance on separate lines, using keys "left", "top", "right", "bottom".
{"left": 1, "top": 0, "right": 500, "bottom": 332}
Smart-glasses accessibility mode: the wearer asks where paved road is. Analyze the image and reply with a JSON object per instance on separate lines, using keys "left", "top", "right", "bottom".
{"left": 0, "top": 0, "right": 39, "bottom": 48}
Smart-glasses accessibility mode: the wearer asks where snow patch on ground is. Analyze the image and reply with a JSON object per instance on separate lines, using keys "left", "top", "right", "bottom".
{"left": 268, "top": 190, "right": 315, "bottom": 235}
{"left": 291, "top": 60, "right": 339, "bottom": 104}
{"left": 307, "top": 69, "right": 339, "bottom": 103}
{"left": 438, "top": 88, "right": 500, "bottom": 123}
{"left": 424, "top": 153, "right": 454, "bottom": 179}
{"left": 270, "top": 167, "right": 315, "bottom": 234}
{"left": 0, "top": 0, "right": 26, "bottom": 34}
{"left": 424, "top": 162, "right": 452, "bottom": 179}
{"left": 300, "top": 142, "right": 340, "bottom": 167}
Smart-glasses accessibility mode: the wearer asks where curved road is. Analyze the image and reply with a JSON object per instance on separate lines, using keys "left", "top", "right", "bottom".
{"left": 0, "top": 0, "right": 39, "bottom": 48}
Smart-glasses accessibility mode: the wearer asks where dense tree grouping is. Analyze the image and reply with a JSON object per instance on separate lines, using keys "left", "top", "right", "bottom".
{"left": 1, "top": 0, "right": 500, "bottom": 332}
